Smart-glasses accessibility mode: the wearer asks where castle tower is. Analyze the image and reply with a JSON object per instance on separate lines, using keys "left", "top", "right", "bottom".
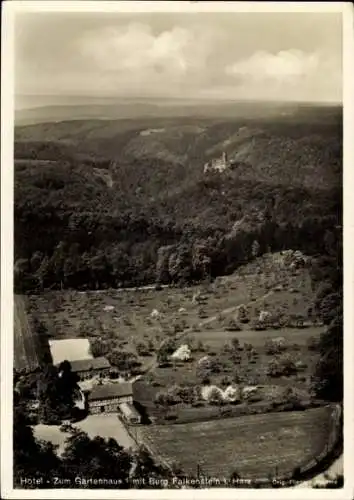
{"left": 222, "top": 151, "right": 228, "bottom": 164}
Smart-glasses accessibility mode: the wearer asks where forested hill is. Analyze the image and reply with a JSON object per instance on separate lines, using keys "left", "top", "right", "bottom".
{"left": 14, "top": 105, "right": 342, "bottom": 293}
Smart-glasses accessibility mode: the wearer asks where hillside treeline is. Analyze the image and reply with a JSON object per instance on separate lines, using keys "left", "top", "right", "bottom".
{"left": 14, "top": 153, "right": 341, "bottom": 293}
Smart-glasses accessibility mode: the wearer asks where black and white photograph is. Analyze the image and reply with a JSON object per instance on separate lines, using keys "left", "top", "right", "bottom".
{"left": 1, "top": 1, "right": 352, "bottom": 498}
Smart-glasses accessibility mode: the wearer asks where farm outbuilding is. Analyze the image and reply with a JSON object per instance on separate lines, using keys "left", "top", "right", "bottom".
{"left": 87, "top": 382, "right": 134, "bottom": 414}
{"left": 68, "top": 357, "right": 111, "bottom": 380}
{"left": 119, "top": 402, "right": 141, "bottom": 424}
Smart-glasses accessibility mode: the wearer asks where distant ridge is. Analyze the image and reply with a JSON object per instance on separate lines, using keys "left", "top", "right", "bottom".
{"left": 15, "top": 99, "right": 341, "bottom": 126}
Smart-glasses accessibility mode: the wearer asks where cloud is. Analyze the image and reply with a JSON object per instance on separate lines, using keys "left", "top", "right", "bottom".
{"left": 222, "top": 49, "right": 341, "bottom": 102}
{"left": 77, "top": 23, "right": 208, "bottom": 84}
{"left": 15, "top": 14, "right": 342, "bottom": 102}
{"left": 225, "top": 50, "right": 320, "bottom": 83}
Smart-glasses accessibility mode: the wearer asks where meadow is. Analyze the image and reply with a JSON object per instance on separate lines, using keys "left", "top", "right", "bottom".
{"left": 27, "top": 253, "right": 315, "bottom": 347}
{"left": 137, "top": 406, "right": 334, "bottom": 480}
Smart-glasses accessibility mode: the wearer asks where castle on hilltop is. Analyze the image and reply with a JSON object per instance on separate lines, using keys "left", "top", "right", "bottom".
{"left": 204, "top": 151, "right": 230, "bottom": 173}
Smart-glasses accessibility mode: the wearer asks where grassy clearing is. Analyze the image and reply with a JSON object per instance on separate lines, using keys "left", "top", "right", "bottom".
{"left": 137, "top": 406, "right": 333, "bottom": 479}
{"left": 27, "top": 254, "right": 315, "bottom": 355}
{"left": 189, "top": 326, "right": 323, "bottom": 348}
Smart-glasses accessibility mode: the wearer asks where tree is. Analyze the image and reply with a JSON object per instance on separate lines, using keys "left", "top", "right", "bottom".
{"left": 156, "top": 339, "right": 176, "bottom": 366}
{"left": 251, "top": 240, "right": 260, "bottom": 258}
{"left": 267, "top": 354, "right": 298, "bottom": 377}
{"left": 318, "top": 292, "right": 342, "bottom": 325}
{"left": 107, "top": 350, "right": 141, "bottom": 373}
{"left": 231, "top": 337, "right": 240, "bottom": 351}
{"left": 155, "top": 245, "right": 174, "bottom": 284}
{"left": 14, "top": 258, "right": 32, "bottom": 293}
{"left": 13, "top": 398, "right": 61, "bottom": 487}
{"left": 265, "top": 338, "right": 287, "bottom": 355}
{"left": 312, "top": 314, "right": 343, "bottom": 401}
{"left": 192, "top": 240, "right": 212, "bottom": 280}
{"left": 224, "top": 318, "right": 242, "bottom": 332}
{"left": 89, "top": 337, "right": 111, "bottom": 358}
{"left": 237, "top": 305, "right": 250, "bottom": 324}
{"left": 207, "top": 387, "right": 224, "bottom": 405}
{"left": 196, "top": 355, "right": 221, "bottom": 382}
{"left": 131, "top": 446, "right": 171, "bottom": 488}
{"left": 61, "top": 430, "right": 132, "bottom": 488}
{"left": 37, "top": 364, "right": 75, "bottom": 424}
{"left": 314, "top": 282, "right": 335, "bottom": 311}
{"left": 168, "top": 245, "right": 193, "bottom": 284}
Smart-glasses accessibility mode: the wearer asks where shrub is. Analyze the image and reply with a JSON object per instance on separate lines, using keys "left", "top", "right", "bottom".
{"left": 267, "top": 354, "right": 298, "bottom": 377}
{"left": 237, "top": 305, "right": 250, "bottom": 324}
{"left": 156, "top": 338, "right": 177, "bottom": 365}
{"left": 171, "top": 384, "right": 195, "bottom": 404}
{"left": 136, "top": 342, "right": 149, "bottom": 356}
{"left": 196, "top": 355, "right": 221, "bottom": 382}
{"left": 265, "top": 338, "right": 287, "bottom": 355}
{"left": 198, "top": 308, "right": 208, "bottom": 319}
{"left": 196, "top": 340, "right": 205, "bottom": 352}
{"left": 107, "top": 349, "right": 141, "bottom": 371}
{"left": 154, "top": 390, "right": 180, "bottom": 407}
{"left": 295, "top": 360, "right": 307, "bottom": 371}
{"left": 232, "top": 371, "right": 241, "bottom": 384}
{"left": 192, "top": 401, "right": 204, "bottom": 408}
{"left": 220, "top": 376, "right": 232, "bottom": 387}
{"left": 231, "top": 338, "right": 240, "bottom": 351}
{"left": 314, "top": 282, "right": 335, "bottom": 311}
{"left": 164, "top": 413, "right": 178, "bottom": 421}
{"left": 307, "top": 336, "right": 320, "bottom": 351}
{"left": 173, "top": 321, "right": 185, "bottom": 334}
{"left": 319, "top": 293, "right": 342, "bottom": 325}
{"left": 252, "top": 320, "right": 267, "bottom": 331}
{"left": 222, "top": 342, "right": 232, "bottom": 354}
{"left": 147, "top": 339, "right": 155, "bottom": 352}
{"left": 246, "top": 392, "right": 263, "bottom": 403}
{"left": 230, "top": 351, "right": 242, "bottom": 364}
{"left": 224, "top": 318, "right": 242, "bottom": 332}
{"left": 108, "top": 368, "right": 119, "bottom": 379}
{"left": 207, "top": 387, "right": 224, "bottom": 405}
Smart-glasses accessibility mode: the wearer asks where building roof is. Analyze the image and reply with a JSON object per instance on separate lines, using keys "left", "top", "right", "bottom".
{"left": 119, "top": 402, "right": 140, "bottom": 419}
{"left": 66, "top": 356, "right": 111, "bottom": 373}
{"left": 88, "top": 382, "right": 133, "bottom": 401}
{"left": 49, "top": 338, "right": 92, "bottom": 365}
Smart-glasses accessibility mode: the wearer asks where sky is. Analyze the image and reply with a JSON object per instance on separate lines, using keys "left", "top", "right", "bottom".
{"left": 14, "top": 11, "right": 343, "bottom": 105}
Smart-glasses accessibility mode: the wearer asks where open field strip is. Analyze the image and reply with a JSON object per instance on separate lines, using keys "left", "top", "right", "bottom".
{"left": 14, "top": 295, "right": 40, "bottom": 372}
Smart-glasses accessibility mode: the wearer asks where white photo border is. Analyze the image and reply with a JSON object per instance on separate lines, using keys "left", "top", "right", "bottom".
{"left": 1, "top": 2, "right": 353, "bottom": 499}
